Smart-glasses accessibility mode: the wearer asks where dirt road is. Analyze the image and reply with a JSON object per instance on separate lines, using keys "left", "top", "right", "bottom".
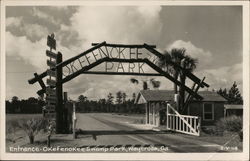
{"left": 75, "top": 113, "right": 226, "bottom": 152}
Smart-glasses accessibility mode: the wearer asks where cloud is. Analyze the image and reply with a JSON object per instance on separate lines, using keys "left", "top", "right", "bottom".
{"left": 166, "top": 40, "right": 213, "bottom": 70}
{"left": 31, "top": 7, "right": 59, "bottom": 26}
{"left": 5, "top": 6, "right": 243, "bottom": 101}
{"left": 6, "top": 17, "right": 22, "bottom": 27}
{"left": 195, "top": 63, "right": 242, "bottom": 92}
{"left": 6, "top": 31, "right": 47, "bottom": 70}
{"left": 6, "top": 16, "right": 49, "bottom": 41}
{"left": 23, "top": 24, "right": 49, "bottom": 40}
{"left": 68, "top": 6, "right": 162, "bottom": 49}
{"left": 57, "top": 6, "right": 164, "bottom": 99}
{"left": 164, "top": 40, "right": 242, "bottom": 93}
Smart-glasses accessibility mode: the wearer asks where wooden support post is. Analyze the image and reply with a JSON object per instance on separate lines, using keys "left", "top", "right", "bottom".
{"left": 47, "top": 135, "right": 51, "bottom": 147}
{"left": 33, "top": 73, "right": 46, "bottom": 96}
{"left": 63, "top": 92, "right": 69, "bottom": 134}
{"left": 56, "top": 52, "right": 63, "bottom": 134}
{"left": 182, "top": 77, "right": 206, "bottom": 114}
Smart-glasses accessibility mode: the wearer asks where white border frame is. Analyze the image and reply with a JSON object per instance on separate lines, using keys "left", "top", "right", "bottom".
{"left": 1, "top": 1, "right": 249, "bottom": 160}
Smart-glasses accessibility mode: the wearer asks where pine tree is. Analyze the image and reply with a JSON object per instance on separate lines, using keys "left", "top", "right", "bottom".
{"left": 132, "top": 93, "right": 136, "bottom": 102}
{"left": 122, "top": 92, "right": 127, "bottom": 104}
{"left": 217, "top": 88, "right": 228, "bottom": 100}
{"left": 116, "top": 91, "right": 123, "bottom": 112}
{"left": 217, "top": 82, "right": 243, "bottom": 104}
{"left": 107, "top": 93, "right": 114, "bottom": 112}
{"left": 227, "top": 82, "right": 243, "bottom": 104}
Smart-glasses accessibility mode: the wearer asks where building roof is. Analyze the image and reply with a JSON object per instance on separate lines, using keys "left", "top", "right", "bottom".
{"left": 224, "top": 104, "right": 243, "bottom": 110}
{"left": 135, "top": 90, "right": 227, "bottom": 104}
{"left": 139, "top": 90, "right": 175, "bottom": 102}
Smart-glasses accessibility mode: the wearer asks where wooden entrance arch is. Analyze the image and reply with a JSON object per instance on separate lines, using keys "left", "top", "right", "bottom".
{"left": 28, "top": 40, "right": 209, "bottom": 133}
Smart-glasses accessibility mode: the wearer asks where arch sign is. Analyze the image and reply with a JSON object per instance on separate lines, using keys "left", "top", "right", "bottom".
{"left": 28, "top": 34, "right": 209, "bottom": 133}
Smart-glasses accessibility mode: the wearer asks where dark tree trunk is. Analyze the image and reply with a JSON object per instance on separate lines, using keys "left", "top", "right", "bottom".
{"left": 174, "top": 71, "right": 179, "bottom": 94}
{"left": 179, "top": 74, "right": 186, "bottom": 114}
{"left": 143, "top": 81, "right": 148, "bottom": 90}
{"left": 29, "top": 135, "right": 34, "bottom": 144}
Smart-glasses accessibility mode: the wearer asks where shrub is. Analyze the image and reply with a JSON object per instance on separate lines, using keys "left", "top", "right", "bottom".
{"left": 17, "top": 118, "right": 50, "bottom": 144}
{"left": 6, "top": 119, "right": 21, "bottom": 143}
{"left": 201, "top": 126, "right": 218, "bottom": 135}
{"left": 216, "top": 116, "right": 243, "bottom": 133}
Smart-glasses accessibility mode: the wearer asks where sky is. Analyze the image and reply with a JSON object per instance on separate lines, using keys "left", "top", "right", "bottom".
{"left": 5, "top": 6, "right": 243, "bottom": 101}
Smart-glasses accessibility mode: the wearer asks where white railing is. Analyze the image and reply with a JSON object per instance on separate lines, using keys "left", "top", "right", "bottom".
{"left": 166, "top": 104, "right": 201, "bottom": 136}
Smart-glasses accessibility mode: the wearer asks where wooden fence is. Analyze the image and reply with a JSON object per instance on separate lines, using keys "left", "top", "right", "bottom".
{"left": 166, "top": 104, "right": 201, "bottom": 136}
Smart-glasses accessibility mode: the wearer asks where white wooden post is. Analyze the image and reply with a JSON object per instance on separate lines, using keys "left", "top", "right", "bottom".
{"left": 190, "top": 117, "right": 193, "bottom": 129}
{"left": 176, "top": 116, "right": 178, "bottom": 131}
{"left": 173, "top": 115, "right": 175, "bottom": 130}
{"left": 72, "top": 102, "right": 77, "bottom": 139}
{"left": 182, "top": 117, "right": 185, "bottom": 132}
{"left": 194, "top": 118, "right": 197, "bottom": 132}
{"left": 166, "top": 104, "right": 169, "bottom": 129}
{"left": 198, "top": 117, "right": 201, "bottom": 136}
{"left": 179, "top": 117, "right": 181, "bottom": 131}
{"left": 145, "top": 103, "right": 148, "bottom": 124}
{"left": 170, "top": 115, "right": 172, "bottom": 129}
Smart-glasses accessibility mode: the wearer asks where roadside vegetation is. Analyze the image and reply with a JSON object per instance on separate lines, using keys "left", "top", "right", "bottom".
{"left": 6, "top": 116, "right": 50, "bottom": 144}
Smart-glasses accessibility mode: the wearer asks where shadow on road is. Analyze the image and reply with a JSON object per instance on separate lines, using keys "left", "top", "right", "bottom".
{"left": 76, "top": 129, "right": 169, "bottom": 137}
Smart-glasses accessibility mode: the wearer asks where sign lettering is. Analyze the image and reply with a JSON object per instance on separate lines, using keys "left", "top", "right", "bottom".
{"left": 47, "top": 69, "right": 57, "bottom": 77}
{"left": 61, "top": 45, "right": 175, "bottom": 78}
{"left": 69, "top": 61, "right": 79, "bottom": 73}
{"left": 117, "top": 63, "right": 125, "bottom": 72}
{"left": 46, "top": 50, "right": 57, "bottom": 59}
{"left": 128, "top": 63, "right": 135, "bottom": 73}
{"left": 47, "top": 34, "right": 56, "bottom": 50}
{"left": 105, "top": 62, "right": 114, "bottom": 71}
{"left": 47, "top": 60, "right": 57, "bottom": 68}
{"left": 45, "top": 113, "right": 56, "bottom": 118}
{"left": 47, "top": 79, "right": 56, "bottom": 86}
{"left": 46, "top": 105, "right": 56, "bottom": 110}
{"left": 138, "top": 62, "right": 145, "bottom": 73}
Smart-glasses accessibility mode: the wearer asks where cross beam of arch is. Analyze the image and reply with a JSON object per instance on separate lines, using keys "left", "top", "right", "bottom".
{"left": 28, "top": 41, "right": 209, "bottom": 100}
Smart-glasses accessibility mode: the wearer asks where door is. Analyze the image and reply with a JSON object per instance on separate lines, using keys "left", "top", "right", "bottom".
{"left": 159, "top": 108, "right": 167, "bottom": 125}
{"left": 146, "top": 103, "right": 149, "bottom": 124}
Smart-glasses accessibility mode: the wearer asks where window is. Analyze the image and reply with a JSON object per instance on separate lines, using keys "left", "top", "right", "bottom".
{"left": 203, "top": 103, "right": 214, "bottom": 120}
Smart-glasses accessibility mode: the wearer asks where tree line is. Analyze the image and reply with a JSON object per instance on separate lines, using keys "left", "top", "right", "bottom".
{"left": 5, "top": 91, "right": 145, "bottom": 114}
{"left": 6, "top": 96, "right": 45, "bottom": 114}
{"left": 75, "top": 92, "right": 144, "bottom": 113}
{"left": 217, "top": 81, "right": 243, "bottom": 105}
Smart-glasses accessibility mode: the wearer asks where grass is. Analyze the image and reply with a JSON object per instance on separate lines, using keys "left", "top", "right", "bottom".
{"left": 6, "top": 114, "right": 44, "bottom": 144}
{"left": 175, "top": 129, "right": 243, "bottom": 151}
{"left": 6, "top": 114, "right": 42, "bottom": 121}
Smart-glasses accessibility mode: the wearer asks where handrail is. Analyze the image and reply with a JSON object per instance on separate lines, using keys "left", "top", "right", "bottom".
{"left": 92, "top": 42, "right": 156, "bottom": 48}
{"left": 167, "top": 113, "right": 199, "bottom": 119}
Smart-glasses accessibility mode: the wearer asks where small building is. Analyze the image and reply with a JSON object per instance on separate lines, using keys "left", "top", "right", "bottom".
{"left": 224, "top": 104, "right": 243, "bottom": 117}
{"left": 135, "top": 90, "right": 227, "bottom": 127}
